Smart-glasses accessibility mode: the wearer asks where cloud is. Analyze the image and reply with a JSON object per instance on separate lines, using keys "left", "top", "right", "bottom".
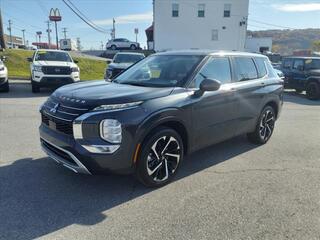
{"left": 273, "top": 3, "right": 320, "bottom": 12}
{"left": 92, "top": 11, "right": 153, "bottom": 26}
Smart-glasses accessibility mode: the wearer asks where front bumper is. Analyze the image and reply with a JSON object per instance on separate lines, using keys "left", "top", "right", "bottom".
{"left": 32, "top": 71, "right": 80, "bottom": 86}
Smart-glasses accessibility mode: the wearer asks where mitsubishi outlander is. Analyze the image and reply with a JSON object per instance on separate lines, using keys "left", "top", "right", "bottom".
{"left": 39, "top": 50, "right": 283, "bottom": 187}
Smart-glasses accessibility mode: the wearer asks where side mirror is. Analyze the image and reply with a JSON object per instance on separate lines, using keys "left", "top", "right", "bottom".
{"left": 199, "top": 79, "right": 221, "bottom": 92}
{"left": 27, "top": 57, "right": 33, "bottom": 62}
{"left": 73, "top": 60, "right": 79, "bottom": 63}
{"left": 0, "top": 56, "right": 6, "bottom": 61}
{"left": 106, "top": 60, "right": 112, "bottom": 64}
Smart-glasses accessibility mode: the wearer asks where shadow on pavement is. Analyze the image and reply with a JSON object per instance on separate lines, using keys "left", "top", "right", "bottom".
{"left": 0, "top": 81, "right": 53, "bottom": 99}
{"left": 0, "top": 136, "right": 257, "bottom": 240}
{"left": 283, "top": 90, "right": 320, "bottom": 106}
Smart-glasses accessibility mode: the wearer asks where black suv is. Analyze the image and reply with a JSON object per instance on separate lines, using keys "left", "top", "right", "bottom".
{"left": 39, "top": 51, "right": 283, "bottom": 187}
{"left": 281, "top": 57, "right": 320, "bottom": 100}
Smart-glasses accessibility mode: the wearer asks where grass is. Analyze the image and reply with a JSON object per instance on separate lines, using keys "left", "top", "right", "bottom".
{"left": 0, "top": 49, "right": 107, "bottom": 80}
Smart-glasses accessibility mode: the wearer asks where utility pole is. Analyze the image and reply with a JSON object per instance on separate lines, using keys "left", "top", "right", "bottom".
{"left": 112, "top": 18, "right": 115, "bottom": 39}
{"left": 7, "top": 20, "right": 12, "bottom": 48}
{"left": 62, "top": 27, "right": 67, "bottom": 39}
{"left": 76, "top": 37, "right": 81, "bottom": 51}
{"left": 21, "top": 29, "right": 25, "bottom": 46}
{"left": 0, "top": 9, "right": 6, "bottom": 49}
{"left": 46, "top": 21, "right": 51, "bottom": 48}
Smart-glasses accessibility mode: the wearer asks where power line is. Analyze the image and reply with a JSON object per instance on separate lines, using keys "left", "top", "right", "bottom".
{"left": 248, "top": 18, "right": 295, "bottom": 30}
{"left": 61, "top": 0, "right": 108, "bottom": 34}
{"left": 64, "top": 0, "right": 108, "bottom": 33}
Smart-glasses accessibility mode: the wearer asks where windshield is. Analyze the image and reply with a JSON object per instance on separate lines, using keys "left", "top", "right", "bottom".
{"left": 114, "top": 55, "right": 204, "bottom": 87}
{"left": 113, "top": 54, "right": 144, "bottom": 63}
{"left": 35, "top": 51, "right": 72, "bottom": 62}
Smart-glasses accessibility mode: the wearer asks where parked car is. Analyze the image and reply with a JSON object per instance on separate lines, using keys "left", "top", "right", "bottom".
{"left": 105, "top": 52, "right": 145, "bottom": 79}
{"left": 281, "top": 56, "right": 320, "bottom": 100}
{"left": 28, "top": 49, "right": 80, "bottom": 93}
{"left": 106, "top": 38, "right": 140, "bottom": 50}
{"left": 0, "top": 56, "right": 9, "bottom": 92}
{"left": 39, "top": 50, "right": 283, "bottom": 187}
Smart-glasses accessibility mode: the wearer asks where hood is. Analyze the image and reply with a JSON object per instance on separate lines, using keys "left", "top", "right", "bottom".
{"left": 309, "top": 69, "right": 320, "bottom": 76}
{"left": 109, "top": 62, "right": 134, "bottom": 69}
{"left": 33, "top": 61, "right": 76, "bottom": 67}
{"left": 52, "top": 80, "right": 174, "bottom": 108}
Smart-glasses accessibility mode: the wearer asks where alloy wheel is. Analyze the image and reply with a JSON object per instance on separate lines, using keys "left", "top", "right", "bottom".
{"left": 146, "top": 136, "right": 181, "bottom": 182}
{"left": 259, "top": 109, "right": 275, "bottom": 141}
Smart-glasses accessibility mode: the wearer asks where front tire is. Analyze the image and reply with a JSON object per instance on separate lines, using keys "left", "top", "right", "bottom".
{"left": 111, "top": 45, "right": 117, "bottom": 50}
{"left": 306, "top": 82, "right": 320, "bottom": 100}
{"left": 31, "top": 81, "right": 40, "bottom": 93}
{"left": 247, "top": 106, "right": 276, "bottom": 145}
{"left": 0, "top": 80, "right": 9, "bottom": 92}
{"left": 136, "top": 128, "right": 184, "bottom": 187}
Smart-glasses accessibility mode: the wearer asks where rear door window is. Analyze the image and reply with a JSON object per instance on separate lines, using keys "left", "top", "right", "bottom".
{"left": 293, "top": 59, "right": 304, "bottom": 70}
{"left": 282, "top": 59, "right": 293, "bottom": 69}
{"left": 255, "top": 57, "right": 268, "bottom": 78}
{"left": 233, "top": 57, "right": 258, "bottom": 81}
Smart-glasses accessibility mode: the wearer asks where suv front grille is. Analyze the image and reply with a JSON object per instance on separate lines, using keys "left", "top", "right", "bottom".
{"left": 42, "top": 66, "right": 72, "bottom": 75}
{"left": 42, "top": 112, "right": 73, "bottom": 135}
{"left": 42, "top": 98, "right": 89, "bottom": 136}
{"left": 111, "top": 68, "right": 124, "bottom": 78}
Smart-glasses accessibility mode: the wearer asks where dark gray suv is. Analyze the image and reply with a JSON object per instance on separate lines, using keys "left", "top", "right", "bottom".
{"left": 39, "top": 50, "right": 283, "bottom": 187}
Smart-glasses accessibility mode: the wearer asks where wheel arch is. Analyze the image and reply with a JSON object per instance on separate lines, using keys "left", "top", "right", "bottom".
{"left": 136, "top": 111, "right": 190, "bottom": 156}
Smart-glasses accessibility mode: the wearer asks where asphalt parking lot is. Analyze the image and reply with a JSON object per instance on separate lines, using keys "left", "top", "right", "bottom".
{"left": 0, "top": 80, "right": 320, "bottom": 240}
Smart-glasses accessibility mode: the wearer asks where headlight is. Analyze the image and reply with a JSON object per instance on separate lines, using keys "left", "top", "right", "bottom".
{"left": 100, "top": 119, "right": 122, "bottom": 143}
{"left": 71, "top": 67, "right": 79, "bottom": 72}
{"left": 33, "top": 65, "right": 42, "bottom": 72}
{"left": 93, "top": 101, "right": 143, "bottom": 111}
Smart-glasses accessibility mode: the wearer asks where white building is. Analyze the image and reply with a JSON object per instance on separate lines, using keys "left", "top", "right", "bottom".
{"left": 245, "top": 36, "right": 273, "bottom": 53}
{"left": 153, "top": 0, "right": 249, "bottom": 52}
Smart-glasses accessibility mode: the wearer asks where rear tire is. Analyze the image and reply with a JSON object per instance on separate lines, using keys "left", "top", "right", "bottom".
{"left": 306, "top": 82, "right": 320, "bottom": 100}
{"left": 136, "top": 127, "right": 184, "bottom": 187}
{"left": 247, "top": 106, "right": 276, "bottom": 145}
{"left": 130, "top": 44, "right": 137, "bottom": 50}
{"left": 31, "top": 81, "right": 40, "bottom": 93}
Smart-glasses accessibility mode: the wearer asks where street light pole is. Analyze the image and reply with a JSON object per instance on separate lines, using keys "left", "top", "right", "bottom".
{"left": 8, "top": 20, "right": 12, "bottom": 48}
{"left": 55, "top": 21, "right": 58, "bottom": 49}
{"left": 21, "top": 29, "right": 25, "bottom": 46}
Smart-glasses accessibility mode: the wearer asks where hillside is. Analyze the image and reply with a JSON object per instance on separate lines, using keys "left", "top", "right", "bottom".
{"left": 0, "top": 49, "right": 106, "bottom": 80}
{"left": 248, "top": 28, "right": 320, "bottom": 55}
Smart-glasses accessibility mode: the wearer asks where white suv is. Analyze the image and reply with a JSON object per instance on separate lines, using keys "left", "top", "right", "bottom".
{"left": 28, "top": 50, "right": 80, "bottom": 93}
{"left": 106, "top": 38, "right": 140, "bottom": 50}
{"left": 0, "top": 56, "right": 9, "bottom": 92}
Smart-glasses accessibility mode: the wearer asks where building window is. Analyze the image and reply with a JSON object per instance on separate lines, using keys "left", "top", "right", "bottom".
{"left": 212, "top": 29, "right": 218, "bottom": 41}
{"left": 172, "top": 3, "right": 179, "bottom": 17}
{"left": 198, "top": 4, "right": 205, "bottom": 17}
{"left": 224, "top": 4, "right": 231, "bottom": 17}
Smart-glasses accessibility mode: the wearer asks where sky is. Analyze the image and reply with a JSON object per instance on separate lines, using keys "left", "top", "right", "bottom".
{"left": 1, "top": 0, "right": 320, "bottom": 50}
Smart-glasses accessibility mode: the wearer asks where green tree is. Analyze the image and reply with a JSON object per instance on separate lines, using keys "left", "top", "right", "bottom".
{"left": 312, "top": 40, "right": 320, "bottom": 51}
